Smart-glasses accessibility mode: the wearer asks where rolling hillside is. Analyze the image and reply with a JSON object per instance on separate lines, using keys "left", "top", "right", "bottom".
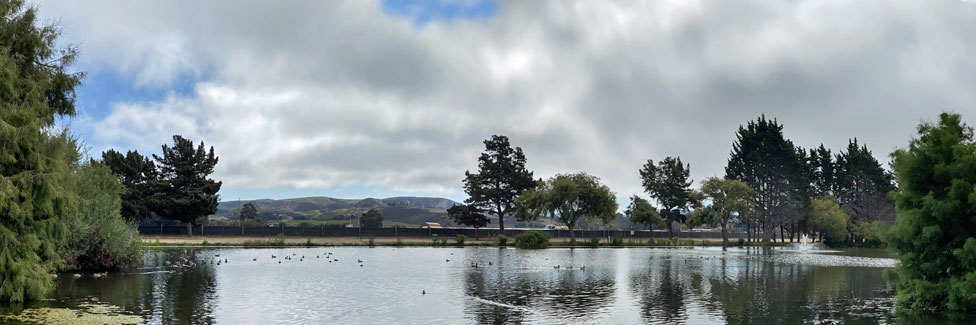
{"left": 211, "top": 196, "right": 460, "bottom": 226}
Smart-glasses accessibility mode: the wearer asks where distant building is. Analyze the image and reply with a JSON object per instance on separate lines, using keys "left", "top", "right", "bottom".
{"left": 420, "top": 222, "right": 442, "bottom": 229}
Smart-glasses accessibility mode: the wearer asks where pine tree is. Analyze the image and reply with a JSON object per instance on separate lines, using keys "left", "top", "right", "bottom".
{"left": 151, "top": 135, "right": 222, "bottom": 236}
{"left": 462, "top": 135, "right": 535, "bottom": 231}
{"left": 725, "top": 116, "right": 807, "bottom": 245}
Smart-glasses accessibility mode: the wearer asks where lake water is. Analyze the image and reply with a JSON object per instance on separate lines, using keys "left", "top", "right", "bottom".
{"left": 0, "top": 246, "right": 970, "bottom": 324}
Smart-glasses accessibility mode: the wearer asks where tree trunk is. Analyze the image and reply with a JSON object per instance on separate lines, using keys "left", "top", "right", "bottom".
{"left": 780, "top": 226, "right": 784, "bottom": 243}
{"left": 496, "top": 204, "right": 505, "bottom": 231}
{"left": 186, "top": 222, "right": 193, "bottom": 237}
{"left": 569, "top": 225, "right": 576, "bottom": 247}
{"left": 763, "top": 226, "right": 772, "bottom": 246}
{"left": 668, "top": 221, "right": 675, "bottom": 240}
{"left": 721, "top": 222, "right": 729, "bottom": 247}
{"left": 746, "top": 223, "right": 752, "bottom": 243}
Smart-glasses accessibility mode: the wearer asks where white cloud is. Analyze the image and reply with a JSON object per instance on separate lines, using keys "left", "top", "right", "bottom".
{"left": 40, "top": 0, "right": 976, "bottom": 201}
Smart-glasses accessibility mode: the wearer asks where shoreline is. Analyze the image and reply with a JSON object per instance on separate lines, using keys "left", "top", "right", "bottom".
{"left": 141, "top": 235, "right": 790, "bottom": 248}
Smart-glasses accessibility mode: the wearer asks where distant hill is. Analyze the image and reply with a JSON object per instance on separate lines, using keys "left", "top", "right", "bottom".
{"left": 211, "top": 196, "right": 460, "bottom": 227}
{"left": 211, "top": 196, "right": 646, "bottom": 230}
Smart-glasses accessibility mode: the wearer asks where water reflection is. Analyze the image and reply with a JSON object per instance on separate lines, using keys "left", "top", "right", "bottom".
{"left": 463, "top": 249, "right": 616, "bottom": 324}
{"left": 2, "top": 247, "right": 969, "bottom": 324}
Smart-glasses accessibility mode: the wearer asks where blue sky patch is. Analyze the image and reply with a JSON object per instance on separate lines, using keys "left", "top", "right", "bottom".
{"left": 381, "top": 0, "right": 498, "bottom": 26}
{"left": 74, "top": 70, "right": 199, "bottom": 120}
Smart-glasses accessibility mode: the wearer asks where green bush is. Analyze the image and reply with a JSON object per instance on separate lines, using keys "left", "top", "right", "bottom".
{"left": 610, "top": 234, "right": 624, "bottom": 246}
{"left": 515, "top": 231, "right": 550, "bottom": 249}
{"left": 733, "top": 238, "right": 746, "bottom": 247}
{"left": 809, "top": 197, "right": 850, "bottom": 246}
{"left": 433, "top": 237, "right": 449, "bottom": 247}
{"left": 496, "top": 235, "right": 508, "bottom": 247}
{"left": 852, "top": 221, "right": 890, "bottom": 248}
{"left": 367, "top": 236, "right": 375, "bottom": 247}
{"left": 62, "top": 163, "right": 142, "bottom": 272}
{"left": 587, "top": 237, "right": 600, "bottom": 248}
{"left": 455, "top": 234, "right": 467, "bottom": 246}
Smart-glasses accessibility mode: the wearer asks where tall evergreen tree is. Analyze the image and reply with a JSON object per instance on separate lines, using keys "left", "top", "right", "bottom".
{"left": 462, "top": 135, "right": 535, "bottom": 231}
{"left": 886, "top": 113, "right": 976, "bottom": 311}
{"left": 151, "top": 135, "right": 222, "bottom": 236}
{"left": 639, "top": 156, "right": 693, "bottom": 239}
{"left": 101, "top": 149, "right": 156, "bottom": 221}
{"left": 0, "top": 0, "right": 84, "bottom": 303}
{"left": 834, "top": 139, "right": 896, "bottom": 225}
{"left": 809, "top": 144, "right": 836, "bottom": 197}
{"left": 725, "top": 116, "right": 807, "bottom": 245}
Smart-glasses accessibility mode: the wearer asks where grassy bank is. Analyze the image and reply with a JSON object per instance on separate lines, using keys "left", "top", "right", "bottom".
{"left": 142, "top": 235, "right": 790, "bottom": 248}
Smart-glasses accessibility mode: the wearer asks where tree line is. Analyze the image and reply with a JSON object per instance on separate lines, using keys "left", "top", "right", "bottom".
{"left": 453, "top": 117, "right": 896, "bottom": 248}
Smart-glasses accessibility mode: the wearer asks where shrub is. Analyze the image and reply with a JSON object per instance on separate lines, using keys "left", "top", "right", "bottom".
{"left": 496, "top": 235, "right": 508, "bottom": 247}
{"left": 515, "top": 230, "right": 550, "bottom": 249}
{"left": 733, "top": 238, "right": 745, "bottom": 247}
{"left": 367, "top": 236, "right": 375, "bottom": 247}
{"left": 852, "top": 221, "right": 890, "bottom": 248}
{"left": 587, "top": 237, "right": 600, "bottom": 248}
{"left": 610, "top": 234, "right": 624, "bottom": 246}
{"left": 62, "top": 163, "right": 142, "bottom": 272}
{"left": 433, "top": 237, "right": 449, "bottom": 247}
{"left": 455, "top": 234, "right": 467, "bottom": 246}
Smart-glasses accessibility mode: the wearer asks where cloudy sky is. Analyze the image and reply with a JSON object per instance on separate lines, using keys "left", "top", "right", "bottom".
{"left": 39, "top": 0, "right": 976, "bottom": 204}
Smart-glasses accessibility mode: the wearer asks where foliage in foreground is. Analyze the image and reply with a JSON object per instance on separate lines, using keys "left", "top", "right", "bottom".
{"left": 0, "top": 0, "right": 84, "bottom": 303}
{"left": 885, "top": 113, "right": 976, "bottom": 312}
{"left": 514, "top": 230, "right": 550, "bottom": 249}
{"left": 62, "top": 163, "right": 142, "bottom": 271}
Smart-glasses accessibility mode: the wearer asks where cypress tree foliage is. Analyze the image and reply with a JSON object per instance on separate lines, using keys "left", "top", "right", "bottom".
{"left": 151, "top": 135, "right": 222, "bottom": 236}
{"left": 639, "top": 157, "right": 693, "bottom": 239}
{"left": 0, "top": 1, "right": 84, "bottom": 303}
{"left": 463, "top": 135, "right": 535, "bottom": 231}
{"left": 835, "top": 139, "right": 896, "bottom": 225}
{"left": 101, "top": 149, "right": 156, "bottom": 221}
{"left": 886, "top": 113, "right": 976, "bottom": 312}
{"left": 725, "top": 116, "right": 808, "bottom": 245}
{"left": 808, "top": 144, "right": 836, "bottom": 197}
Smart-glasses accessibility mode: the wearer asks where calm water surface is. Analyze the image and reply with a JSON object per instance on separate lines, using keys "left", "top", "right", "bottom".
{"left": 1, "top": 246, "right": 970, "bottom": 324}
